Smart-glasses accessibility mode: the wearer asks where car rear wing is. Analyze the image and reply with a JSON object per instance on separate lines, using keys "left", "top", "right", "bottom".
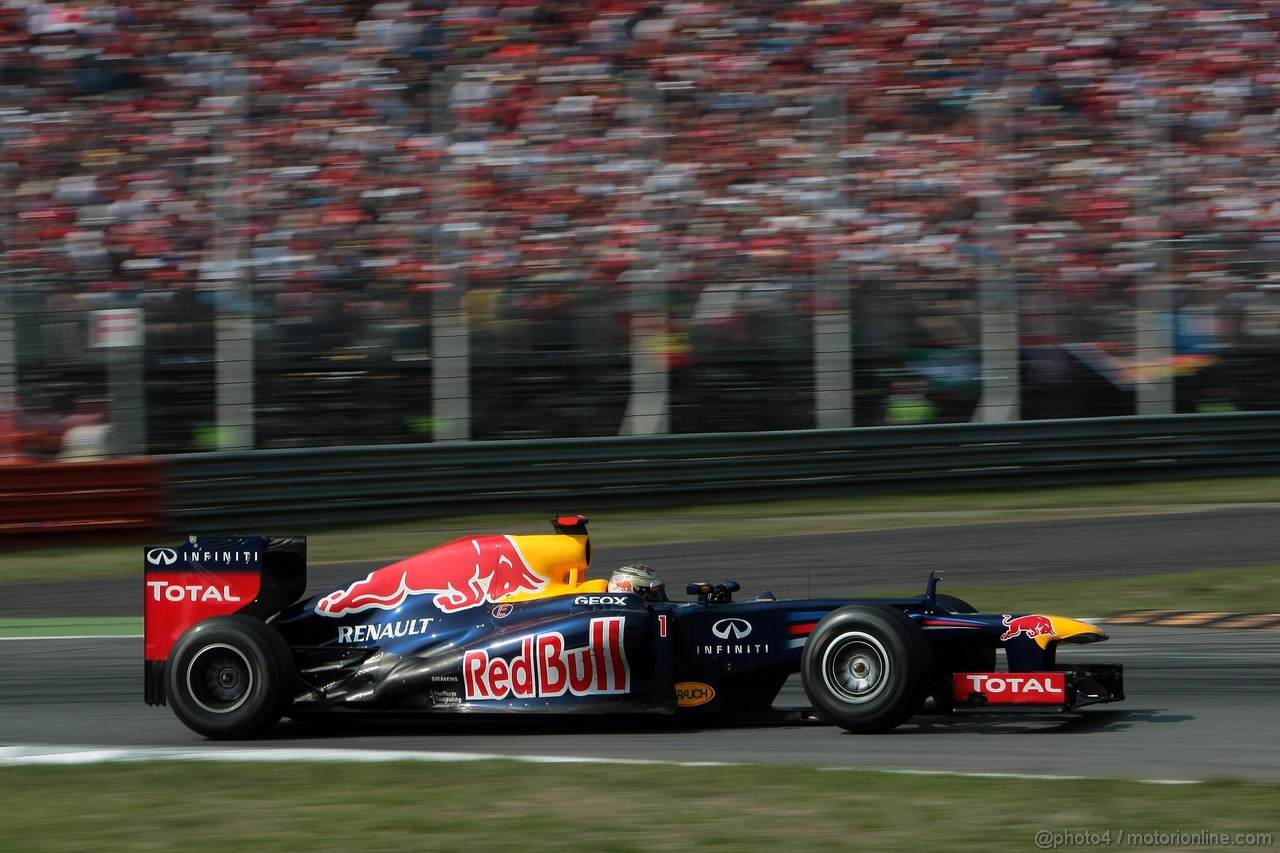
{"left": 143, "top": 535, "right": 306, "bottom": 705}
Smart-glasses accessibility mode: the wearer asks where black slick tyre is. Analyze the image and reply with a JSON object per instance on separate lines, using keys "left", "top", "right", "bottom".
{"left": 801, "top": 604, "right": 933, "bottom": 733}
{"left": 165, "top": 614, "right": 295, "bottom": 740}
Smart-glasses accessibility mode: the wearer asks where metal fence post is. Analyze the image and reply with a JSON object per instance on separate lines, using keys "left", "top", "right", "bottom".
{"left": 431, "top": 67, "right": 471, "bottom": 441}
{"left": 1136, "top": 106, "right": 1175, "bottom": 415}
{"left": 974, "top": 89, "right": 1021, "bottom": 422}
{"left": 619, "top": 77, "right": 670, "bottom": 435}
{"left": 813, "top": 89, "right": 853, "bottom": 429}
{"left": 0, "top": 287, "right": 13, "bottom": 409}
{"left": 212, "top": 53, "right": 254, "bottom": 450}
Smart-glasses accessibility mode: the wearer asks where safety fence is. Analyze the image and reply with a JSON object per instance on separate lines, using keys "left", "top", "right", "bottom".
{"left": 5, "top": 412, "right": 1280, "bottom": 540}
{"left": 163, "top": 412, "right": 1280, "bottom": 533}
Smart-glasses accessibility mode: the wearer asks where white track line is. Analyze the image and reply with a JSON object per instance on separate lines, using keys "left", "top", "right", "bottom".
{"left": 0, "top": 635, "right": 142, "bottom": 641}
{"left": 0, "top": 745, "right": 727, "bottom": 768}
{"left": 0, "top": 745, "right": 1201, "bottom": 784}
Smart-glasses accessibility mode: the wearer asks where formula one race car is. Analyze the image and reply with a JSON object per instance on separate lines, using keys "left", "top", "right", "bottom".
{"left": 143, "top": 516, "right": 1124, "bottom": 739}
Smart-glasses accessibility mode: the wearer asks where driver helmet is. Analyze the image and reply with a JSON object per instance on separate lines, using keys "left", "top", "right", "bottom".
{"left": 608, "top": 563, "right": 666, "bottom": 601}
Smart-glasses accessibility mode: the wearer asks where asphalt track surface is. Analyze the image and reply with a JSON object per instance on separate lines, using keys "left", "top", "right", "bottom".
{"left": 3, "top": 508, "right": 1279, "bottom": 782}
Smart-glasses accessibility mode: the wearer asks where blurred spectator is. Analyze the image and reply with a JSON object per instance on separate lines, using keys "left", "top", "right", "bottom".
{"left": 0, "top": 392, "right": 63, "bottom": 462}
{"left": 57, "top": 397, "right": 111, "bottom": 461}
{"left": 6, "top": 0, "right": 1280, "bottom": 446}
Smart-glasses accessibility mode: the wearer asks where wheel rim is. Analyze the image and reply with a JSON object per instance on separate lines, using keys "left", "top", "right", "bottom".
{"left": 186, "top": 643, "right": 254, "bottom": 715}
{"left": 821, "top": 631, "right": 889, "bottom": 704}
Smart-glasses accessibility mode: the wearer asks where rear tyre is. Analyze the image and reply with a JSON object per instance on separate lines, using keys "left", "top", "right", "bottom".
{"left": 166, "top": 615, "right": 295, "bottom": 740}
{"left": 801, "top": 605, "right": 933, "bottom": 734}
{"left": 929, "top": 594, "right": 998, "bottom": 714}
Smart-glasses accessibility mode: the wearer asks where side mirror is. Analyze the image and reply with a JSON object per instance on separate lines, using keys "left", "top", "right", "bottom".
{"left": 686, "top": 581, "right": 741, "bottom": 605}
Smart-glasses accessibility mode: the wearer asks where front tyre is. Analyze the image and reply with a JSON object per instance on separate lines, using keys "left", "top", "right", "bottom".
{"left": 801, "top": 605, "right": 933, "bottom": 734}
{"left": 166, "top": 615, "right": 295, "bottom": 740}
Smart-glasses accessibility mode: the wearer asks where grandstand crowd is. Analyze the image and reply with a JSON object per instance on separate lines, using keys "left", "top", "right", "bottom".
{"left": 5, "top": 0, "right": 1280, "bottom": 454}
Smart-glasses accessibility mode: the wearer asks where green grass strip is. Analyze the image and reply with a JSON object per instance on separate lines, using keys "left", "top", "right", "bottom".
{"left": 0, "top": 761, "right": 1275, "bottom": 852}
{"left": 0, "top": 617, "right": 141, "bottom": 638}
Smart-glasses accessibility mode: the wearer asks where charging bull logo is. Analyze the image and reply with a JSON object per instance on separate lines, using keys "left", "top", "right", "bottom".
{"left": 316, "top": 536, "right": 548, "bottom": 617}
{"left": 1000, "top": 613, "right": 1056, "bottom": 642}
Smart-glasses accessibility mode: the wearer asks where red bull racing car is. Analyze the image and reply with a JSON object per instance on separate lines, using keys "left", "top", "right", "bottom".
{"left": 143, "top": 516, "right": 1124, "bottom": 740}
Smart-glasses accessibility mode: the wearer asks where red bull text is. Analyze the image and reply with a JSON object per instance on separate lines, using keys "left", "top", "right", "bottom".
{"left": 463, "top": 616, "right": 630, "bottom": 701}
{"left": 316, "top": 536, "right": 547, "bottom": 616}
